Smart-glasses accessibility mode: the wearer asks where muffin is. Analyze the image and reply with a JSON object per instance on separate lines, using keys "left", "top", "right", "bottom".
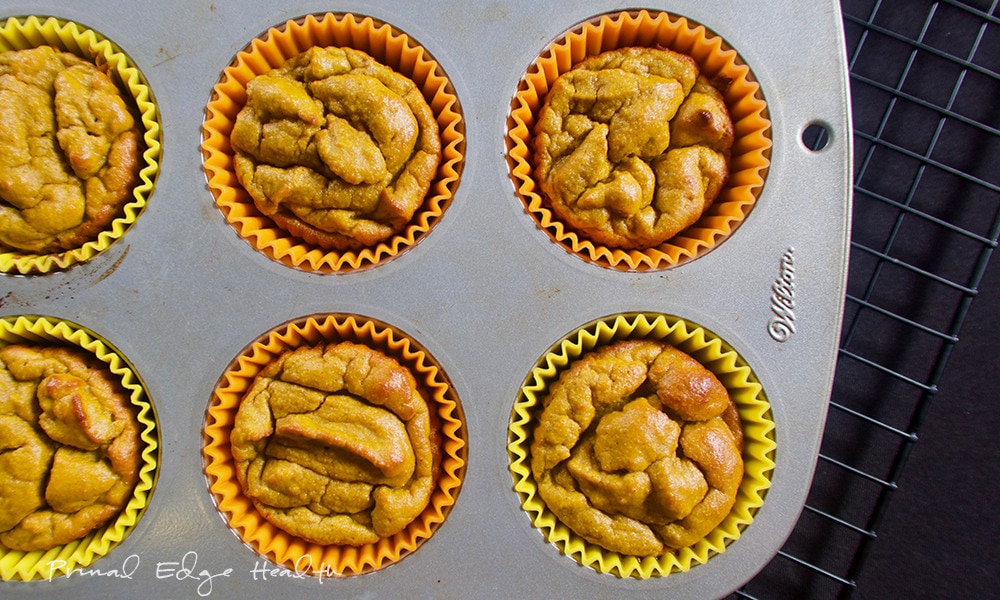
{"left": 0, "top": 16, "right": 161, "bottom": 275}
{"left": 508, "top": 313, "right": 775, "bottom": 578}
{"left": 534, "top": 47, "right": 733, "bottom": 250}
{"left": 0, "top": 344, "right": 141, "bottom": 551}
{"left": 230, "top": 46, "right": 441, "bottom": 251}
{"left": 0, "top": 46, "right": 139, "bottom": 254}
{"left": 204, "top": 314, "right": 466, "bottom": 576}
{"left": 530, "top": 339, "right": 743, "bottom": 556}
{"left": 507, "top": 10, "right": 771, "bottom": 270}
{"left": 0, "top": 315, "right": 158, "bottom": 582}
{"left": 203, "top": 13, "right": 465, "bottom": 273}
{"left": 230, "top": 341, "right": 440, "bottom": 546}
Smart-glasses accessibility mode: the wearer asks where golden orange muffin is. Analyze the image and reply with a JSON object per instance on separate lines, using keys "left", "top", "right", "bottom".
{"left": 530, "top": 339, "right": 743, "bottom": 556}
{"left": 0, "top": 344, "right": 141, "bottom": 551}
{"left": 0, "top": 46, "right": 140, "bottom": 254}
{"left": 230, "top": 46, "right": 442, "bottom": 251}
{"left": 230, "top": 341, "right": 441, "bottom": 546}
{"left": 533, "top": 47, "right": 733, "bottom": 250}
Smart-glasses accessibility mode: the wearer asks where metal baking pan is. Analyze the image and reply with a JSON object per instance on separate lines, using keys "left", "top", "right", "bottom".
{"left": 0, "top": 0, "right": 852, "bottom": 597}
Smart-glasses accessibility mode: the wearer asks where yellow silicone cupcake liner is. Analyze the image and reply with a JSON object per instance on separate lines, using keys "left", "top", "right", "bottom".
{"left": 202, "top": 13, "right": 466, "bottom": 274}
{"left": 0, "top": 315, "right": 160, "bottom": 581}
{"left": 0, "top": 16, "right": 162, "bottom": 275}
{"left": 508, "top": 313, "right": 775, "bottom": 578}
{"left": 203, "top": 313, "right": 467, "bottom": 576}
{"left": 507, "top": 10, "right": 772, "bottom": 271}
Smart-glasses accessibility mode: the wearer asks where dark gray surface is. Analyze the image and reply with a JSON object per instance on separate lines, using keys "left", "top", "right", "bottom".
{"left": 856, "top": 255, "right": 1000, "bottom": 598}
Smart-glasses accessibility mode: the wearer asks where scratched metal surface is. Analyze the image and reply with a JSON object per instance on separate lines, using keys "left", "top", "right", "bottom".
{"left": 0, "top": 0, "right": 851, "bottom": 598}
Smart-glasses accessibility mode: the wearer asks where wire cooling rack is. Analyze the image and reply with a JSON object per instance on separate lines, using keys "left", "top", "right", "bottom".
{"left": 731, "top": 0, "right": 999, "bottom": 598}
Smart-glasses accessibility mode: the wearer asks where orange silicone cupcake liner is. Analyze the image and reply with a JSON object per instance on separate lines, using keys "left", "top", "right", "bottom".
{"left": 507, "top": 10, "right": 772, "bottom": 271}
{"left": 202, "top": 13, "right": 466, "bottom": 273}
{"left": 508, "top": 313, "right": 776, "bottom": 578}
{"left": 203, "top": 314, "right": 467, "bottom": 576}
{"left": 0, "top": 16, "right": 162, "bottom": 275}
{"left": 0, "top": 315, "right": 160, "bottom": 581}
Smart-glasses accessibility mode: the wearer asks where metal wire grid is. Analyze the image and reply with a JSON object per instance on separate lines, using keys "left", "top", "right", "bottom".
{"left": 730, "top": 0, "right": 1000, "bottom": 598}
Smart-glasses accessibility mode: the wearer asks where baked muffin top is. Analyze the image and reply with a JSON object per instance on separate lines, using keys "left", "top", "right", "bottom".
{"left": 0, "top": 46, "right": 140, "bottom": 254}
{"left": 230, "top": 341, "right": 440, "bottom": 546}
{"left": 530, "top": 339, "right": 743, "bottom": 556}
{"left": 0, "top": 344, "right": 141, "bottom": 551}
{"left": 533, "top": 47, "right": 733, "bottom": 249}
{"left": 230, "top": 47, "right": 441, "bottom": 250}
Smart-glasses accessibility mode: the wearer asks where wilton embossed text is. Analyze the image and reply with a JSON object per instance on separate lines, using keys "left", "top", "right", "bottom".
{"left": 769, "top": 248, "right": 796, "bottom": 342}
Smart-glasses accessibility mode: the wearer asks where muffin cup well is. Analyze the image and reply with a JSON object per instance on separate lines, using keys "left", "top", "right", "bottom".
{"left": 202, "top": 13, "right": 465, "bottom": 273}
{"left": 508, "top": 313, "right": 775, "bottom": 578}
{"left": 0, "top": 16, "right": 162, "bottom": 275}
{"left": 507, "top": 9, "right": 771, "bottom": 271}
{"left": 0, "top": 315, "right": 160, "bottom": 581}
{"left": 203, "top": 314, "right": 467, "bottom": 576}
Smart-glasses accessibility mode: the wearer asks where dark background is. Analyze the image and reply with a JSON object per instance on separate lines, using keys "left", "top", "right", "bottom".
{"left": 729, "top": 1, "right": 1000, "bottom": 598}
{"left": 855, "top": 256, "right": 1000, "bottom": 598}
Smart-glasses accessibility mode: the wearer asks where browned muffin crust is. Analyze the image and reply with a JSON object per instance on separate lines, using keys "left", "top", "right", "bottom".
{"left": 530, "top": 339, "right": 743, "bottom": 556}
{"left": 0, "top": 46, "right": 140, "bottom": 254}
{"left": 0, "top": 344, "right": 141, "bottom": 551}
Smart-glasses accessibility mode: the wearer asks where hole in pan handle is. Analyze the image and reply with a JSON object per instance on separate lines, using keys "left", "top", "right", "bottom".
{"left": 801, "top": 121, "right": 833, "bottom": 151}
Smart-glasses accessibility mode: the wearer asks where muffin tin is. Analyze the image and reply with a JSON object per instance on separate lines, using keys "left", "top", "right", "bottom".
{"left": 0, "top": 0, "right": 852, "bottom": 598}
